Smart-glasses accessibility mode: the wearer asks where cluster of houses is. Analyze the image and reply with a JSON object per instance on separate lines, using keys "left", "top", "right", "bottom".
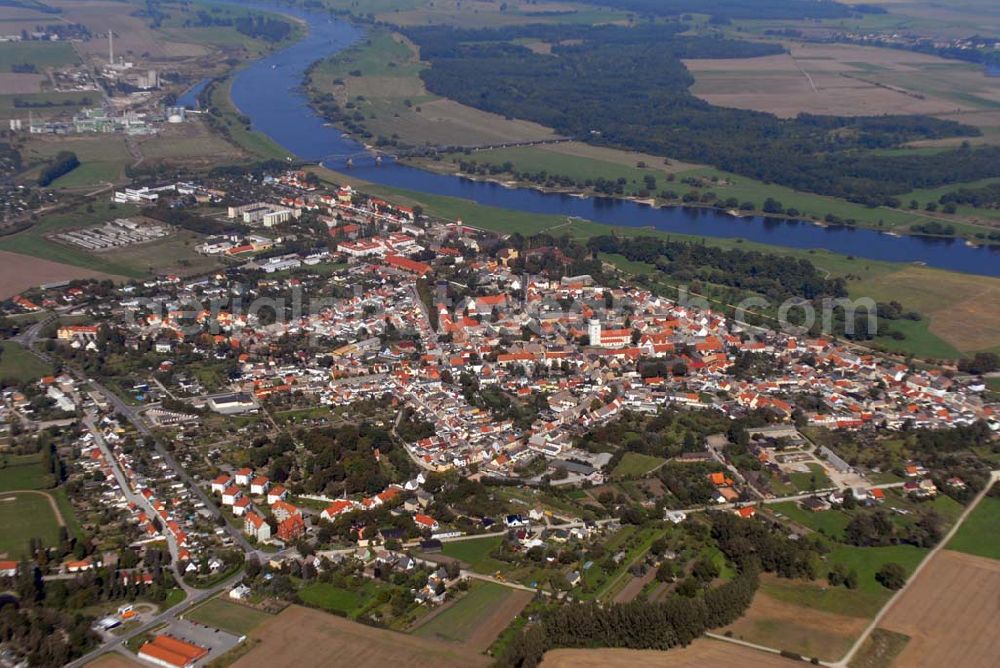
{"left": 11, "top": 171, "right": 996, "bottom": 508}
{"left": 210, "top": 468, "right": 304, "bottom": 544}
{"left": 76, "top": 415, "right": 232, "bottom": 577}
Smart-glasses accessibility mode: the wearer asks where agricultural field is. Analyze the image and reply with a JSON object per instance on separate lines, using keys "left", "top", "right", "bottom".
{"left": 849, "top": 628, "right": 911, "bottom": 668}
{"left": 373, "top": 0, "right": 630, "bottom": 30}
{"left": 611, "top": 452, "right": 666, "bottom": 479}
{"left": 685, "top": 44, "right": 1000, "bottom": 121}
{"left": 0, "top": 341, "right": 53, "bottom": 383}
{"left": 155, "top": 2, "right": 303, "bottom": 58}
{"left": 875, "top": 549, "right": 1000, "bottom": 667}
{"left": 0, "top": 91, "right": 96, "bottom": 119}
{"left": 540, "top": 640, "right": 802, "bottom": 667}
{"left": 439, "top": 535, "right": 507, "bottom": 573}
{"left": 84, "top": 654, "right": 142, "bottom": 668}
{"left": 0, "top": 200, "right": 217, "bottom": 279}
{"left": 722, "top": 584, "right": 869, "bottom": 662}
{"left": 946, "top": 492, "right": 1000, "bottom": 559}
{"left": 0, "top": 248, "right": 119, "bottom": 299}
{"left": 21, "top": 134, "right": 132, "bottom": 189}
{"left": 849, "top": 265, "right": 1000, "bottom": 356}
{"left": 137, "top": 120, "right": 245, "bottom": 167}
{"left": 721, "top": 518, "right": 930, "bottom": 661}
{"left": 0, "top": 491, "right": 63, "bottom": 559}
{"left": 297, "top": 581, "right": 383, "bottom": 617}
{"left": 0, "top": 41, "right": 80, "bottom": 70}
{"left": 184, "top": 597, "right": 273, "bottom": 636}
{"left": 231, "top": 604, "right": 489, "bottom": 668}
{"left": 308, "top": 28, "right": 558, "bottom": 147}
{"left": 412, "top": 581, "right": 531, "bottom": 651}
{"left": 49, "top": 0, "right": 210, "bottom": 60}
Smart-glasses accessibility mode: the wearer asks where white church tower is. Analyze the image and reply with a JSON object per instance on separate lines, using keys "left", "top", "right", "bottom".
{"left": 588, "top": 318, "right": 602, "bottom": 346}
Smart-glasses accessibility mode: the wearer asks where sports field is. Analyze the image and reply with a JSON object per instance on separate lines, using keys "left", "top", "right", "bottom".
{"left": 0, "top": 491, "right": 63, "bottom": 559}
{"left": 232, "top": 604, "right": 489, "bottom": 668}
{"left": 0, "top": 453, "right": 52, "bottom": 492}
{"left": 412, "top": 581, "right": 531, "bottom": 651}
{"left": 184, "top": 597, "right": 272, "bottom": 635}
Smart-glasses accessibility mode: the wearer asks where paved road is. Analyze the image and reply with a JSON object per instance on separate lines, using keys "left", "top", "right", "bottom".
{"left": 17, "top": 324, "right": 263, "bottom": 557}
{"left": 83, "top": 414, "right": 194, "bottom": 596}
{"left": 832, "top": 469, "right": 1000, "bottom": 668}
{"left": 64, "top": 568, "right": 245, "bottom": 668}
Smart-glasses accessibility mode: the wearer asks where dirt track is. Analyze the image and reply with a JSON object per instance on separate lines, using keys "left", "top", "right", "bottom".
{"left": 876, "top": 550, "right": 1000, "bottom": 667}
{"left": 541, "top": 639, "right": 802, "bottom": 667}
{"left": 232, "top": 605, "right": 489, "bottom": 668}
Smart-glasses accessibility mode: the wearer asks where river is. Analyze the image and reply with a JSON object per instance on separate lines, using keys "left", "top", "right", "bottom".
{"left": 215, "top": 0, "right": 1000, "bottom": 277}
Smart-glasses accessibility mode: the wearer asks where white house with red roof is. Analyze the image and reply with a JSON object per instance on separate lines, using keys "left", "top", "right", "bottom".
{"left": 244, "top": 512, "right": 271, "bottom": 542}
{"left": 267, "top": 486, "right": 288, "bottom": 505}
{"left": 210, "top": 473, "right": 232, "bottom": 494}
{"left": 320, "top": 499, "right": 355, "bottom": 521}
{"left": 221, "top": 486, "right": 242, "bottom": 506}
{"left": 250, "top": 476, "right": 270, "bottom": 495}
{"left": 232, "top": 497, "right": 252, "bottom": 517}
{"left": 234, "top": 467, "right": 253, "bottom": 486}
{"left": 413, "top": 514, "right": 439, "bottom": 532}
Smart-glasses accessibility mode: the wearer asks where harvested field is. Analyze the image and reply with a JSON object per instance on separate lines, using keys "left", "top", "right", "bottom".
{"left": 464, "top": 587, "right": 532, "bottom": 651}
{"left": 413, "top": 581, "right": 531, "bottom": 651}
{"left": 85, "top": 654, "right": 143, "bottom": 668}
{"left": 231, "top": 605, "right": 489, "bottom": 668}
{"left": 685, "top": 43, "right": 1000, "bottom": 119}
{"left": 876, "top": 550, "right": 1000, "bottom": 668}
{"left": 401, "top": 98, "right": 558, "bottom": 146}
{"left": 540, "top": 640, "right": 802, "bottom": 667}
{"left": 138, "top": 120, "right": 245, "bottom": 165}
{"left": 541, "top": 141, "right": 698, "bottom": 173}
{"left": 720, "top": 590, "right": 867, "bottom": 662}
{"left": 850, "top": 265, "right": 1000, "bottom": 353}
{"left": 612, "top": 567, "right": 656, "bottom": 603}
{"left": 51, "top": 0, "right": 209, "bottom": 60}
{"left": 0, "top": 73, "right": 45, "bottom": 94}
{"left": 0, "top": 249, "right": 119, "bottom": 298}
{"left": 314, "top": 28, "right": 558, "bottom": 148}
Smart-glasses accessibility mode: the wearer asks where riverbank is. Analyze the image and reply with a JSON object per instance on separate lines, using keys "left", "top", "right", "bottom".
{"left": 400, "top": 148, "right": 999, "bottom": 247}
{"left": 296, "top": 20, "right": 999, "bottom": 247}
{"left": 197, "top": 0, "right": 1000, "bottom": 276}
{"left": 193, "top": 0, "right": 1000, "bottom": 285}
